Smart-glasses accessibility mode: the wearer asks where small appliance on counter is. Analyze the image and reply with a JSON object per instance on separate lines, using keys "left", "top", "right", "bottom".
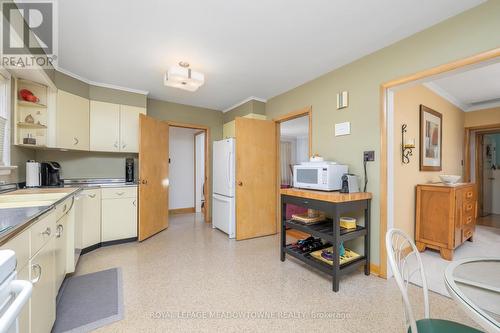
{"left": 293, "top": 161, "right": 348, "bottom": 191}
{"left": 25, "top": 160, "right": 41, "bottom": 188}
{"left": 340, "top": 174, "right": 360, "bottom": 193}
{"left": 40, "top": 161, "right": 62, "bottom": 187}
{"left": 125, "top": 158, "right": 135, "bottom": 183}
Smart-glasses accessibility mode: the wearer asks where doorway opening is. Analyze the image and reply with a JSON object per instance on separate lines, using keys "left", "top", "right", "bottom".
{"left": 168, "top": 122, "right": 210, "bottom": 223}
{"left": 381, "top": 49, "right": 500, "bottom": 281}
{"left": 273, "top": 106, "right": 312, "bottom": 233}
{"left": 469, "top": 130, "right": 500, "bottom": 227}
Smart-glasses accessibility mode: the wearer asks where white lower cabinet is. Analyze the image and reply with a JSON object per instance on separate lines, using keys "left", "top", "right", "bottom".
{"left": 54, "top": 214, "right": 68, "bottom": 291}
{"left": 17, "top": 264, "right": 30, "bottom": 333}
{"left": 81, "top": 189, "right": 102, "bottom": 248}
{"left": 101, "top": 187, "right": 137, "bottom": 242}
{"left": 102, "top": 198, "right": 137, "bottom": 242}
{"left": 30, "top": 236, "right": 56, "bottom": 333}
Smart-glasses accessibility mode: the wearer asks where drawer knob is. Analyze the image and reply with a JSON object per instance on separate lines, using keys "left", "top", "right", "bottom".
{"left": 31, "top": 264, "right": 42, "bottom": 284}
{"left": 466, "top": 192, "right": 473, "bottom": 198}
{"left": 56, "top": 224, "right": 64, "bottom": 238}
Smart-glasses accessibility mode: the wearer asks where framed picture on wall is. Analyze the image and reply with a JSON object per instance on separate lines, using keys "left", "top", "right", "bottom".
{"left": 419, "top": 104, "right": 442, "bottom": 171}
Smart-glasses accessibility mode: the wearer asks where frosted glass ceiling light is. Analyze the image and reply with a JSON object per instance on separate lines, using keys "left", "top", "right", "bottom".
{"left": 164, "top": 62, "right": 205, "bottom": 92}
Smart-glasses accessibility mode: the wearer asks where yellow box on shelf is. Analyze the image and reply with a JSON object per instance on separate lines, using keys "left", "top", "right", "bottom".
{"left": 340, "top": 217, "right": 357, "bottom": 229}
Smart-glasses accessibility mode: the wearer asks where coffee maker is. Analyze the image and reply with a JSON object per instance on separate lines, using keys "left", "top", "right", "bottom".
{"left": 40, "top": 162, "right": 62, "bottom": 187}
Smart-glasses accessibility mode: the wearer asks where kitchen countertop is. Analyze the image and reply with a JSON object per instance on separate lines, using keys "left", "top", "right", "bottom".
{"left": 0, "top": 187, "right": 81, "bottom": 246}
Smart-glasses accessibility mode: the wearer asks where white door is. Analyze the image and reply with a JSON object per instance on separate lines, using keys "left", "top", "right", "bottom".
{"left": 213, "top": 139, "right": 235, "bottom": 197}
{"left": 90, "top": 101, "right": 120, "bottom": 152}
{"left": 120, "top": 105, "right": 146, "bottom": 153}
{"left": 56, "top": 90, "right": 90, "bottom": 150}
{"left": 212, "top": 193, "right": 235, "bottom": 238}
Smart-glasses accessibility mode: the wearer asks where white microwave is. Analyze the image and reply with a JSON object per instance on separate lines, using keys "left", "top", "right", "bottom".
{"left": 293, "top": 163, "right": 348, "bottom": 191}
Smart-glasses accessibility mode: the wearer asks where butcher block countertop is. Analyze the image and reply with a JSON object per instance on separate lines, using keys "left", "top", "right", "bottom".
{"left": 280, "top": 188, "right": 372, "bottom": 203}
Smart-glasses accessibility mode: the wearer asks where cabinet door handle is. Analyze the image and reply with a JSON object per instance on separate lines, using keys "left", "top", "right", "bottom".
{"left": 116, "top": 192, "right": 125, "bottom": 196}
{"left": 73, "top": 137, "right": 79, "bottom": 145}
{"left": 31, "top": 264, "right": 42, "bottom": 284}
{"left": 88, "top": 194, "right": 96, "bottom": 198}
{"left": 122, "top": 143, "right": 127, "bottom": 149}
{"left": 133, "top": 199, "right": 136, "bottom": 207}
{"left": 40, "top": 227, "right": 51, "bottom": 237}
{"left": 141, "top": 179, "right": 148, "bottom": 185}
{"left": 56, "top": 224, "right": 64, "bottom": 238}
{"left": 63, "top": 204, "right": 67, "bottom": 212}
{"left": 114, "top": 141, "right": 119, "bottom": 148}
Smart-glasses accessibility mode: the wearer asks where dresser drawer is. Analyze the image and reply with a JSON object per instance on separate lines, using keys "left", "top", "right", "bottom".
{"left": 0, "top": 231, "right": 30, "bottom": 270}
{"left": 462, "top": 225, "right": 474, "bottom": 243}
{"left": 30, "top": 211, "right": 56, "bottom": 257}
{"left": 462, "top": 187, "right": 475, "bottom": 203}
{"left": 101, "top": 187, "right": 137, "bottom": 199}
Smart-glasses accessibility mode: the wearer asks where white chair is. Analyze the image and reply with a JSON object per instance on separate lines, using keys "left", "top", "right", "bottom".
{"left": 385, "top": 228, "right": 482, "bottom": 333}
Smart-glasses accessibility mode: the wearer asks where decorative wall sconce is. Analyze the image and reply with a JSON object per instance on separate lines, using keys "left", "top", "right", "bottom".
{"left": 401, "top": 124, "right": 415, "bottom": 164}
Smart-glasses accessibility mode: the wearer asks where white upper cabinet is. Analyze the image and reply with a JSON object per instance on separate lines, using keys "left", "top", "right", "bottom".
{"left": 90, "top": 101, "right": 145, "bottom": 153}
{"left": 120, "top": 105, "right": 146, "bottom": 153}
{"left": 56, "top": 90, "right": 90, "bottom": 150}
{"left": 90, "top": 101, "right": 120, "bottom": 152}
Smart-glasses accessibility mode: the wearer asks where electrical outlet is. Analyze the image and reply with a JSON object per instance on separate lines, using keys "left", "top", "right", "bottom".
{"left": 363, "top": 151, "right": 375, "bottom": 162}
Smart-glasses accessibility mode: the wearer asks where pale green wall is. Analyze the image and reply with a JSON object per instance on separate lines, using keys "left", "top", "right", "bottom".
{"left": 223, "top": 99, "right": 266, "bottom": 123}
{"left": 266, "top": 1, "right": 500, "bottom": 265}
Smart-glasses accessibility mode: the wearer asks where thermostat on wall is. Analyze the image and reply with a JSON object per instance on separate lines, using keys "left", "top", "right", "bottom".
{"left": 335, "top": 122, "right": 351, "bottom": 136}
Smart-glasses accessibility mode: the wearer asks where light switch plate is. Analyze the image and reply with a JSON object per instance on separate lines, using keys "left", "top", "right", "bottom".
{"left": 335, "top": 122, "right": 351, "bottom": 136}
{"left": 337, "top": 91, "right": 349, "bottom": 109}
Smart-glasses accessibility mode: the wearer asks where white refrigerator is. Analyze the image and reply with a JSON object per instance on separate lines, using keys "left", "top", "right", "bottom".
{"left": 212, "top": 138, "right": 236, "bottom": 238}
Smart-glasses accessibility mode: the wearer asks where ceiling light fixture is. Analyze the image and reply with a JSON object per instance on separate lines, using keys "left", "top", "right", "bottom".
{"left": 164, "top": 62, "right": 204, "bottom": 92}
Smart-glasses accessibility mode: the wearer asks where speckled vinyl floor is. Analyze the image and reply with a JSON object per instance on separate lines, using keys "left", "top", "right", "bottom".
{"left": 74, "top": 213, "right": 481, "bottom": 333}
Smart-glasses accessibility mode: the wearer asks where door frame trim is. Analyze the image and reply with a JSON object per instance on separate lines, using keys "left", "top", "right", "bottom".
{"left": 464, "top": 126, "right": 500, "bottom": 217}
{"left": 167, "top": 121, "right": 211, "bottom": 223}
{"left": 379, "top": 47, "right": 500, "bottom": 278}
{"left": 273, "top": 106, "right": 312, "bottom": 231}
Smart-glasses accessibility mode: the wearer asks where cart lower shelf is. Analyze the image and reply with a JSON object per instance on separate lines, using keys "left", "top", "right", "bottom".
{"left": 284, "top": 245, "right": 367, "bottom": 277}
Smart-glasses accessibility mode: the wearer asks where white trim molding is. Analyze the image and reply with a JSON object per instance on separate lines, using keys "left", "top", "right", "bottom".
{"left": 222, "top": 96, "right": 267, "bottom": 113}
{"left": 423, "top": 82, "right": 467, "bottom": 111}
{"left": 423, "top": 82, "right": 500, "bottom": 112}
{"left": 55, "top": 66, "right": 149, "bottom": 96}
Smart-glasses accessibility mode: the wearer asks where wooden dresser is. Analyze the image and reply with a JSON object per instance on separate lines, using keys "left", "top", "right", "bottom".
{"left": 415, "top": 183, "right": 477, "bottom": 260}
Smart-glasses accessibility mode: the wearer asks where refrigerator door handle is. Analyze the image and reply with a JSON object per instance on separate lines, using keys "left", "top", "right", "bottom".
{"left": 227, "top": 152, "right": 233, "bottom": 189}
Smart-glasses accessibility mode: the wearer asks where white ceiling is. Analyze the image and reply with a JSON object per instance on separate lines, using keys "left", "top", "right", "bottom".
{"left": 425, "top": 61, "right": 500, "bottom": 111}
{"left": 57, "top": 0, "right": 484, "bottom": 111}
{"left": 280, "top": 116, "right": 309, "bottom": 138}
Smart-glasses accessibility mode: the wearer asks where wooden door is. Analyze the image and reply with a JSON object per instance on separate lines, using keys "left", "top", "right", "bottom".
{"left": 56, "top": 90, "right": 90, "bottom": 150}
{"left": 89, "top": 100, "right": 120, "bottom": 152}
{"left": 138, "top": 115, "right": 169, "bottom": 241}
{"left": 235, "top": 117, "right": 277, "bottom": 240}
{"left": 120, "top": 105, "right": 146, "bottom": 153}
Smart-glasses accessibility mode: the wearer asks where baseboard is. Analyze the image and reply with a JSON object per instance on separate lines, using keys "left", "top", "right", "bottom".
{"left": 169, "top": 207, "right": 195, "bottom": 214}
{"left": 370, "top": 263, "right": 381, "bottom": 276}
{"left": 81, "top": 237, "right": 137, "bottom": 255}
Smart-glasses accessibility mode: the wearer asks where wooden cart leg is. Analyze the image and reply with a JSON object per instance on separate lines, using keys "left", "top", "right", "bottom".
{"left": 364, "top": 201, "right": 371, "bottom": 276}
{"left": 280, "top": 199, "right": 286, "bottom": 262}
